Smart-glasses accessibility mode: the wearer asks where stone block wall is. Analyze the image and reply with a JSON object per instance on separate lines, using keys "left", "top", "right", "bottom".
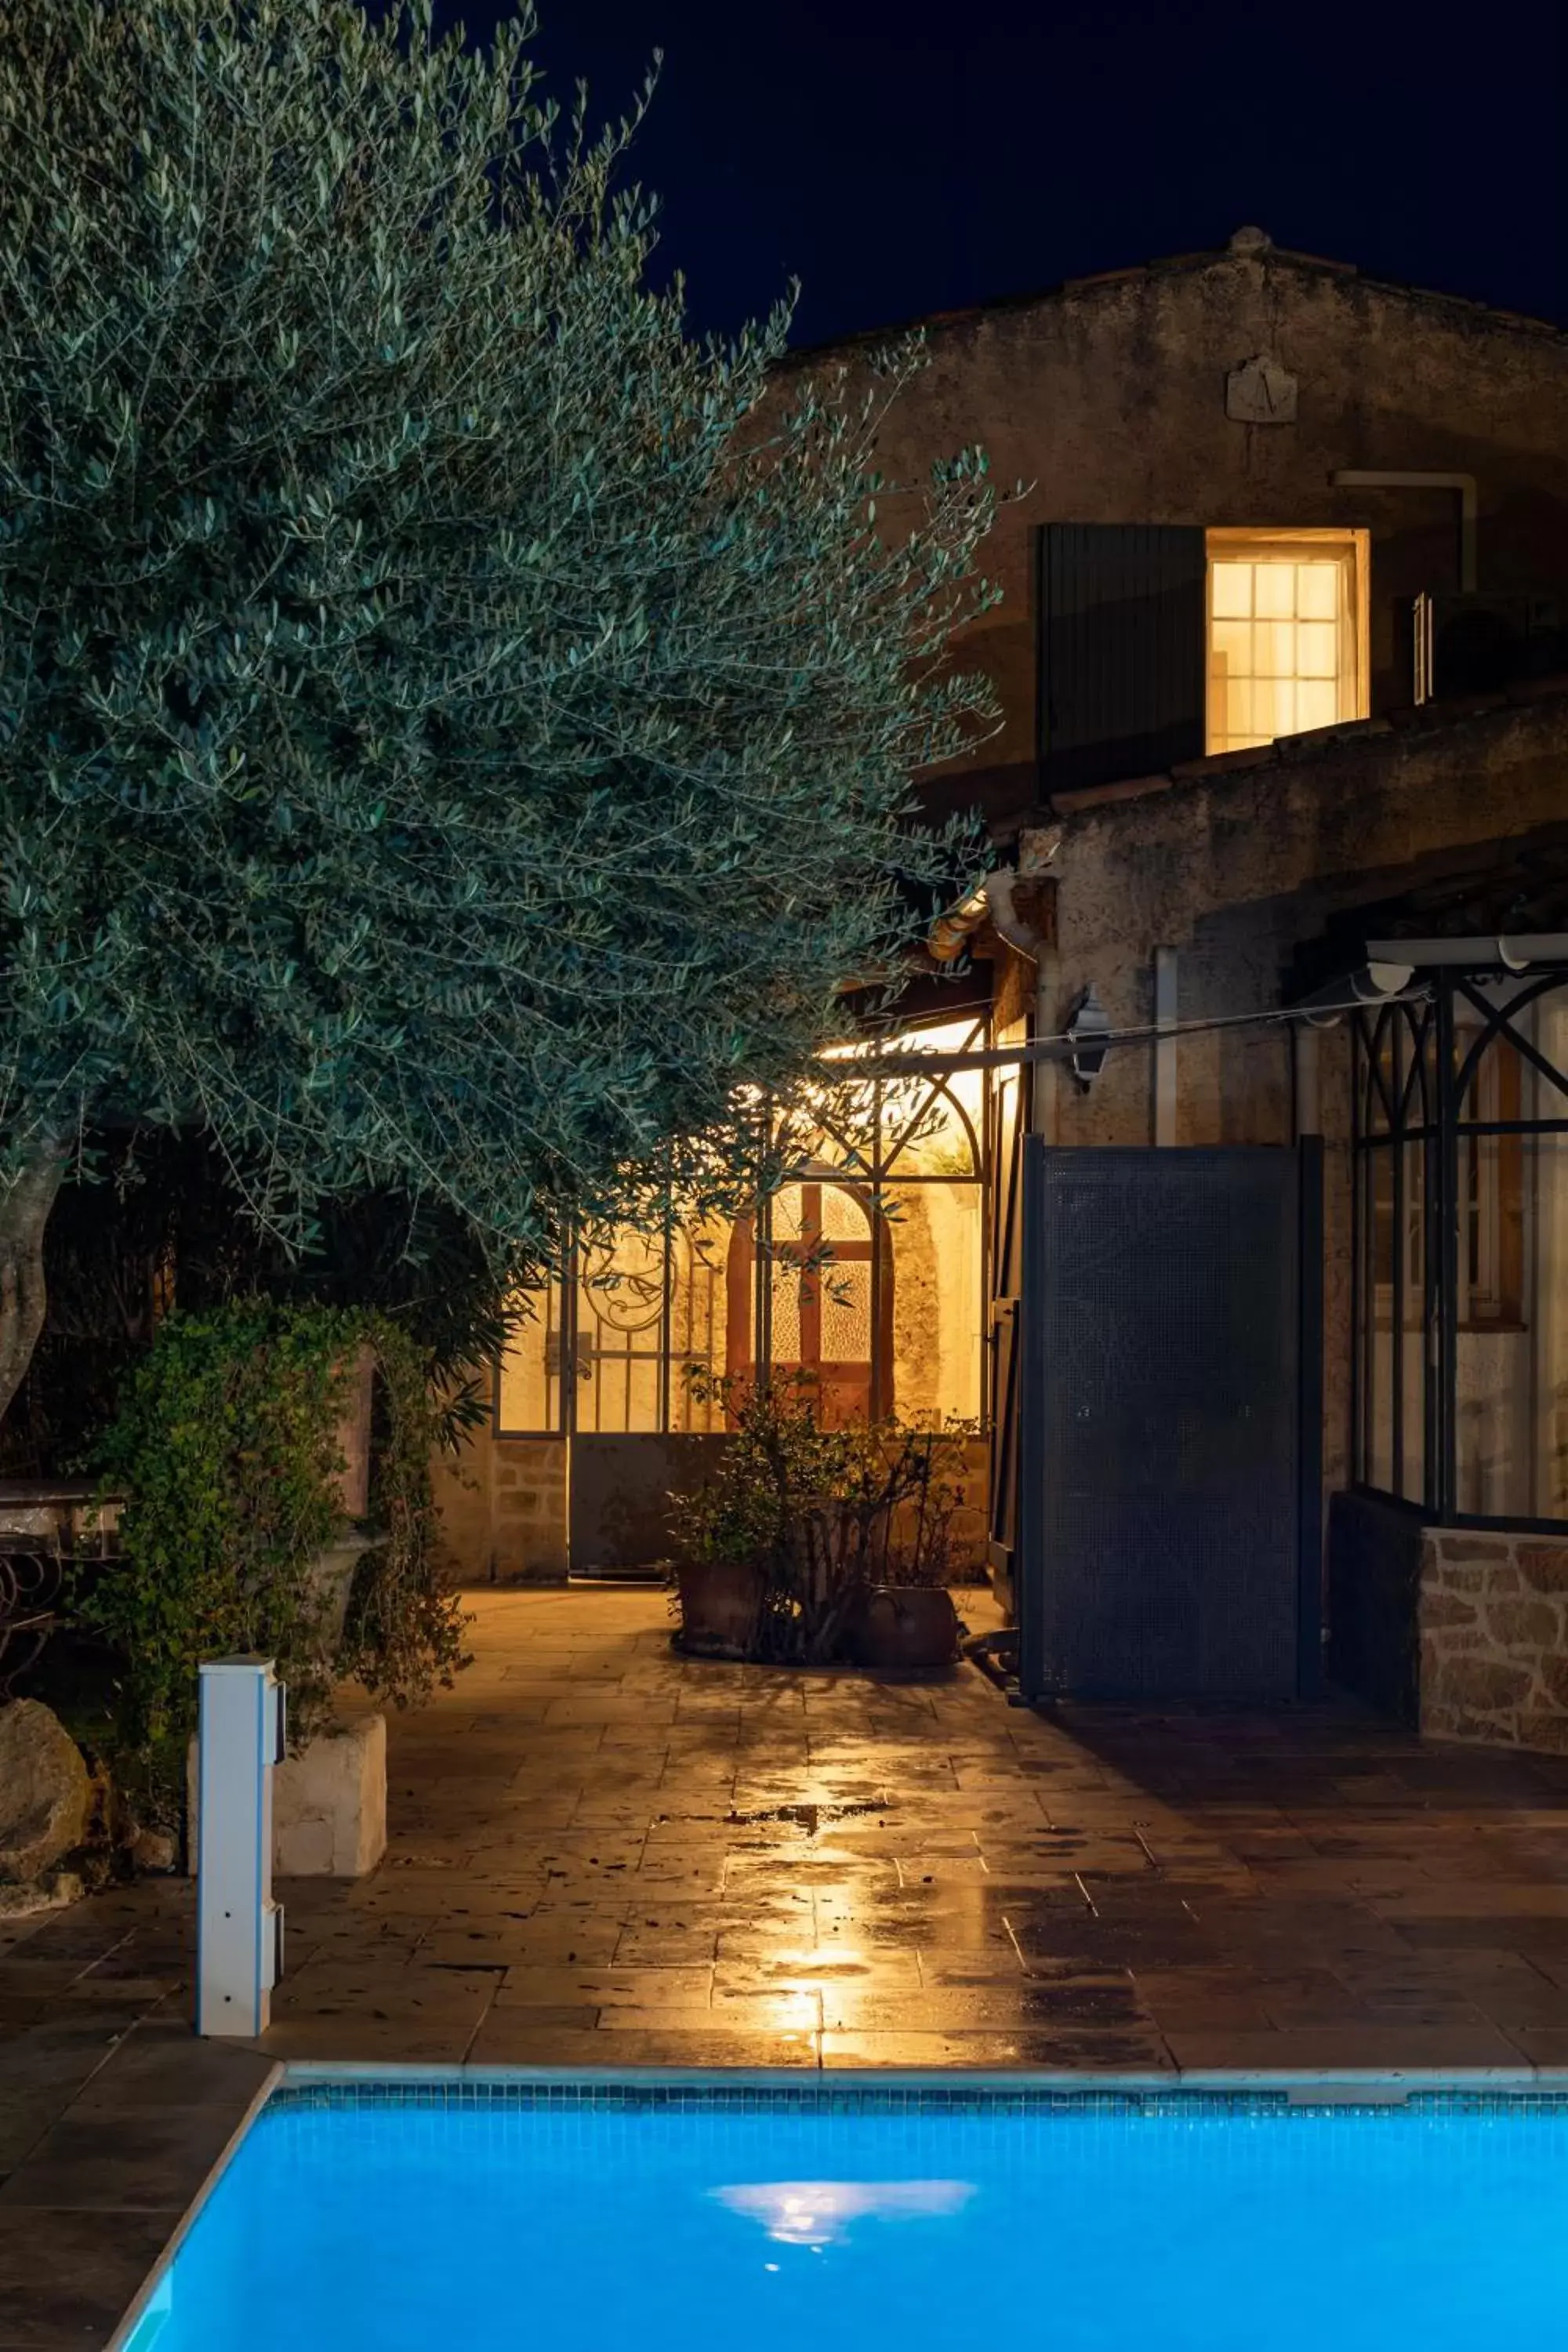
{"left": 429, "top": 1425, "right": 568, "bottom": 1584}
{"left": 1421, "top": 1529, "right": 1568, "bottom": 1753}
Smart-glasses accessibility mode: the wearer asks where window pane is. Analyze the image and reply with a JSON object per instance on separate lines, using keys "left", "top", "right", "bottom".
{"left": 575, "top": 1226, "right": 666, "bottom": 1433}
{"left": 885, "top": 1181, "right": 983, "bottom": 1426}
{"left": 821, "top": 1261, "right": 873, "bottom": 1361}
{"left": 1366, "top": 1148, "right": 1394, "bottom": 1492}
{"left": 498, "top": 1284, "right": 564, "bottom": 1432}
{"left": 1254, "top": 563, "right": 1296, "bottom": 619}
{"left": 1255, "top": 620, "right": 1295, "bottom": 677}
{"left": 880, "top": 1021, "right": 986, "bottom": 1177}
{"left": 1210, "top": 562, "right": 1252, "bottom": 619}
{"left": 769, "top": 1256, "right": 802, "bottom": 1363}
{"left": 1206, "top": 535, "right": 1363, "bottom": 753}
{"left": 1211, "top": 618, "right": 1251, "bottom": 672}
{"left": 766, "top": 1180, "right": 877, "bottom": 1425}
{"left": 1398, "top": 1139, "right": 1426, "bottom": 1505}
{"left": 1457, "top": 1114, "right": 1568, "bottom": 1522}
{"left": 668, "top": 1212, "right": 734, "bottom": 1432}
{"left": 820, "top": 1185, "right": 872, "bottom": 1243}
{"left": 1535, "top": 1130, "right": 1568, "bottom": 1519}
{"left": 1297, "top": 621, "right": 1339, "bottom": 678}
{"left": 1296, "top": 562, "right": 1339, "bottom": 619}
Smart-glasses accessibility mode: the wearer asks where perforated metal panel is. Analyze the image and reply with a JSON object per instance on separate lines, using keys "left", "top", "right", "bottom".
{"left": 1018, "top": 1145, "right": 1319, "bottom": 1703}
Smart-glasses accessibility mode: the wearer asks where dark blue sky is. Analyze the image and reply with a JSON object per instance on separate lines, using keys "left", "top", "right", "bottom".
{"left": 438, "top": 1, "right": 1566, "bottom": 347}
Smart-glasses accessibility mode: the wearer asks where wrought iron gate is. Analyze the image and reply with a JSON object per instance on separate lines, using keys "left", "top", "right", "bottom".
{"left": 1018, "top": 1142, "right": 1323, "bottom": 1703}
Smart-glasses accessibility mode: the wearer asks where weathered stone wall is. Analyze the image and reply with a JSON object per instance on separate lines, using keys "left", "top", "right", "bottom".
{"left": 1014, "top": 691, "right": 1568, "bottom": 1559}
{"left": 814, "top": 235, "right": 1568, "bottom": 834}
{"left": 1421, "top": 1528, "right": 1568, "bottom": 1753}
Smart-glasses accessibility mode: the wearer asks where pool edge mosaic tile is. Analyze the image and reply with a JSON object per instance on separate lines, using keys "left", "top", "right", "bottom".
{"left": 266, "top": 2076, "right": 1568, "bottom": 2121}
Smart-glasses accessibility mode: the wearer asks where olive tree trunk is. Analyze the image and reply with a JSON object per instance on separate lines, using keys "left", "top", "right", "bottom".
{"left": 0, "top": 1145, "right": 67, "bottom": 1427}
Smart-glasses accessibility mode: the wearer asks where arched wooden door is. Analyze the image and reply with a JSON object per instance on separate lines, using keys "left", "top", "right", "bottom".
{"left": 727, "top": 1179, "right": 892, "bottom": 1426}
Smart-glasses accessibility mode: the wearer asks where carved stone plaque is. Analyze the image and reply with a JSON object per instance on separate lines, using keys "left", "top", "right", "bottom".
{"left": 1226, "top": 354, "right": 1298, "bottom": 424}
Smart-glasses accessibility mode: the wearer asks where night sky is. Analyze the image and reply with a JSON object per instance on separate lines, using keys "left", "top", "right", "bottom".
{"left": 434, "top": 0, "right": 1567, "bottom": 347}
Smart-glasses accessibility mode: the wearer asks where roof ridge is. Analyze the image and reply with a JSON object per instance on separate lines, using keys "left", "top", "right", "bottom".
{"left": 782, "top": 235, "right": 1566, "bottom": 367}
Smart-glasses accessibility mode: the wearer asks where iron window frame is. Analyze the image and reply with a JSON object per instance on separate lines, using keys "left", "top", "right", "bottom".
{"left": 1351, "top": 962, "right": 1568, "bottom": 1532}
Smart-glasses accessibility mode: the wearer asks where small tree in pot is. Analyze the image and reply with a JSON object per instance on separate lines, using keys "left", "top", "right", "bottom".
{"left": 669, "top": 1370, "right": 971, "bottom": 1668}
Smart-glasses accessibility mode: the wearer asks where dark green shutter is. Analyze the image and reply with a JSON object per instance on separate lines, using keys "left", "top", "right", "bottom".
{"left": 1037, "top": 524, "right": 1207, "bottom": 796}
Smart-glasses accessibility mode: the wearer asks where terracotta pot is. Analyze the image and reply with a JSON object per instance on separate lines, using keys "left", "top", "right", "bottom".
{"left": 853, "top": 1584, "right": 960, "bottom": 1671}
{"left": 676, "top": 1560, "right": 767, "bottom": 1659}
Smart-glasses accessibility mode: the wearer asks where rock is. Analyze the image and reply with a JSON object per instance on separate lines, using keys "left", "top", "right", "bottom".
{"left": 0, "top": 1700, "right": 91, "bottom": 1883}
{"left": 0, "top": 1869, "right": 83, "bottom": 1920}
{"left": 129, "top": 1824, "right": 179, "bottom": 1874}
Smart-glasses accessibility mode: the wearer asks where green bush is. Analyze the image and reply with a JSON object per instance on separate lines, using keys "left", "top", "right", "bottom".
{"left": 80, "top": 1300, "right": 466, "bottom": 1748}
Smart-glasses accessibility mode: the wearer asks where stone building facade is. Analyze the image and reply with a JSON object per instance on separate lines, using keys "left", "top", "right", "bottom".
{"left": 437, "top": 228, "right": 1568, "bottom": 1755}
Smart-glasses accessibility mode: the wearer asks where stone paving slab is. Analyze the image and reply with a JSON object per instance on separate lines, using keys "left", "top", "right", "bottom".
{"left": 8, "top": 1584, "right": 1568, "bottom": 2345}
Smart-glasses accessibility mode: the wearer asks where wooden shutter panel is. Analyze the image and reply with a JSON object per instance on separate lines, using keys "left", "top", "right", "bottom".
{"left": 1037, "top": 524, "right": 1207, "bottom": 796}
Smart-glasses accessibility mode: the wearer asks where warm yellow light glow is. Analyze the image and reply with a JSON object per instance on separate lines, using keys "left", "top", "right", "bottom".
{"left": 497, "top": 1017, "right": 988, "bottom": 1439}
{"left": 497, "top": 1286, "right": 563, "bottom": 1433}
{"left": 1206, "top": 529, "right": 1368, "bottom": 754}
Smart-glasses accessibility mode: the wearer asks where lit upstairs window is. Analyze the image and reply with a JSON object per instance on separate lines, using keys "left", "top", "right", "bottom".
{"left": 1206, "top": 528, "right": 1369, "bottom": 753}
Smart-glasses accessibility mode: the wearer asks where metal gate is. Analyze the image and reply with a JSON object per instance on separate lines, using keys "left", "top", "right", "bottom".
{"left": 1018, "top": 1142, "right": 1322, "bottom": 1703}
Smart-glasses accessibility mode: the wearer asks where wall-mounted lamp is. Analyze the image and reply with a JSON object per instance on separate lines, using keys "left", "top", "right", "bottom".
{"left": 1067, "top": 985, "right": 1112, "bottom": 1090}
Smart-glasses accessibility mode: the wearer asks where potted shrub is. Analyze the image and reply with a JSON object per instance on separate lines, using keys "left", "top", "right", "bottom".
{"left": 669, "top": 1371, "right": 869, "bottom": 1665}
{"left": 669, "top": 1374, "right": 973, "bottom": 1671}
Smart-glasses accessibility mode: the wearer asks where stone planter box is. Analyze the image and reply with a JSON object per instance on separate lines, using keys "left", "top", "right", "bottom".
{"left": 187, "top": 1709, "right": 387, "bottom": 1878}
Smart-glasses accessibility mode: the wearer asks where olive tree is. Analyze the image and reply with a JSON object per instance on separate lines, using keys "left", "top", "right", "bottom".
{"left": 0, "top": 0, "right": 1000, "bottom": 1419}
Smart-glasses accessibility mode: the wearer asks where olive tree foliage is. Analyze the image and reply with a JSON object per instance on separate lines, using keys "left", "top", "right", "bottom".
{"left": 0, "top": 0, "right": 1004, "bottom": 1421}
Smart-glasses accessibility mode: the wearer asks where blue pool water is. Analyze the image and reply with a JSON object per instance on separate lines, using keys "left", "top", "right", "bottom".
{"left": 134, "top": 2085, "right": 1568, "bottom": 2352}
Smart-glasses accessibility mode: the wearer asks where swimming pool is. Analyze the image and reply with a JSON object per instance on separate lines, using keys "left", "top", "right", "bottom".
{"left": 122, "top": 2075, "right": 1568, "bottom": 2352}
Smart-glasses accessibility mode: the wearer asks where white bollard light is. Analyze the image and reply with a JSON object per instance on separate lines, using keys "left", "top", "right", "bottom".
{"left": 196, "top": 1657, "right": 285, "bottom": 2038}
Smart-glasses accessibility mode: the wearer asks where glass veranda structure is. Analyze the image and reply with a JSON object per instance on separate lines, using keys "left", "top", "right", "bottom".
{"left": 496, "top": 1015, "right": 993, "bottom": 1439}
{"left": 1353, "top": 964, "right": 1568, "bottom": 1527}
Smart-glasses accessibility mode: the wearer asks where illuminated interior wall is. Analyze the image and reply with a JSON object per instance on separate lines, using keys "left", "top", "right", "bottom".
{"left": 1207, "top": 528, "right": 1369, "bottom": 754}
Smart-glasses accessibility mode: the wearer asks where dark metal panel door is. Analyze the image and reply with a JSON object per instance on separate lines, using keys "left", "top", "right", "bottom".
{"left": 1018, "top": 1142, "right": 1321, "bottom": 1702}
{"left": 1037, "top": 524, "right": 1207, "bottom": 797}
